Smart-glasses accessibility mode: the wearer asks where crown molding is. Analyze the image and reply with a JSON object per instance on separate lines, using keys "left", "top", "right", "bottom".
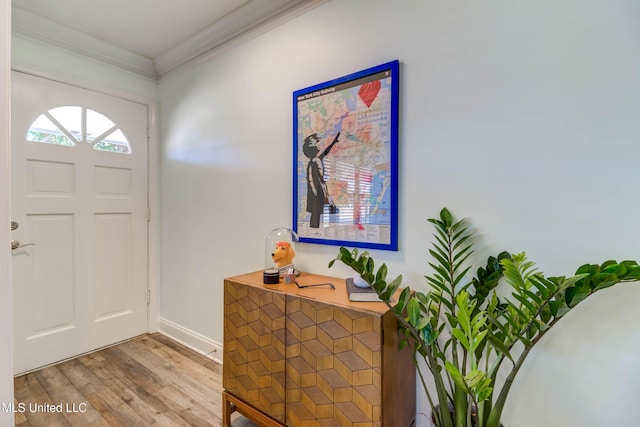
{"left": 12, "top": 7, "right": 157, "bottom": 80}
{"left": 154, "top": 0, "right": 327, "bottom": 80}
{"left": 11, "top": 0, "right": 327, "bottom": 82}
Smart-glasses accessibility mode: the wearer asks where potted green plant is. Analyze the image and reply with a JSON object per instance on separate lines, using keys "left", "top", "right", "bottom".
{"left": 329, "top": 208, "right": 640, "bottom": 427}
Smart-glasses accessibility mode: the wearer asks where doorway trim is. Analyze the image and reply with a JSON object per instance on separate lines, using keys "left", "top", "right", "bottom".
{"left": 1, "top": 0, "right": 14, "bottom": 420}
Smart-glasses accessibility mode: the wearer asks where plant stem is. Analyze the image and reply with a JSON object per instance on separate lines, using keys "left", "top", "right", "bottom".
{"left": 443, "top": 223, "right": 467, "bottom": 427}
{"left": 415, "top": 355, "right": 439, "bottom": 425}
{"left": 428, "top": 351, "right": 454, "bottom": 427}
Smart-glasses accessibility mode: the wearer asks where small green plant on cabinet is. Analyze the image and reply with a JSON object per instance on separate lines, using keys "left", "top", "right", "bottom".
{"left": 329, "top": 207, "right": 640, "bottom": 427}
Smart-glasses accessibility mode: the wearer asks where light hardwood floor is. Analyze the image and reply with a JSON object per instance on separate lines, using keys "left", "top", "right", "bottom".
{"left": 13, "top": 333, "right": 257, "bottom": 427}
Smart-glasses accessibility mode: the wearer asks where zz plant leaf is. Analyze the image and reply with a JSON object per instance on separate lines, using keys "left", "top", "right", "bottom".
{"left": 329, "top": 207, "right": 639, "bottom": 427}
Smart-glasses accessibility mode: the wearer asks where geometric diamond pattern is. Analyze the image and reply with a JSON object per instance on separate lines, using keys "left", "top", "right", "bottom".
{"left": 224, "top": 280, "right": 286, "bottom": 423}
{"left": 223, "top": 273, "right": 415, "bottom": 427}
{"left": 286, "top": 296, "right": 383, "bottom": 427}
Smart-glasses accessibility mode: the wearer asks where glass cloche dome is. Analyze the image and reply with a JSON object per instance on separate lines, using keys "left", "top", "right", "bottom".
{"left": 265, "top": 227, "right": 299, "bottom": 275}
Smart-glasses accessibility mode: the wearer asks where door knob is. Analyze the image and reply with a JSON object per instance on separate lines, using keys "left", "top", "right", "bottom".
{"left": 11, "top": 240, "right": 34, "bottom": 250}
{"left": 11, "top": 221, "right": 18, "bottom": 231}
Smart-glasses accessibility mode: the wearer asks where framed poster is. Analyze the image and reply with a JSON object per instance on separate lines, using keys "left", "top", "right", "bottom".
{"left": 293, "top": 60, "right": 399, "bottom": 251}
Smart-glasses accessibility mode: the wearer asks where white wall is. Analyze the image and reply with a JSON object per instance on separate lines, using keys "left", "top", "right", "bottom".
{"left": 159, "top": 0, "right": 640, "bottom": 426}
{"left": 0, "top": 0, "right": 14, "bottom": 423}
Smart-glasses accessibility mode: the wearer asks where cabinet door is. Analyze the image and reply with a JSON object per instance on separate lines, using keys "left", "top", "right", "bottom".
{"left": 286, "top": 296, "right": 383, "bottom": 426}
{"left": 223, "top": 281, "right": 286, "bottom": 423}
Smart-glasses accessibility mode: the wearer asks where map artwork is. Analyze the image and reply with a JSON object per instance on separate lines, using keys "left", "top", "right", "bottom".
{"left": 294, "top": 63, "right": 398, "bottom": 249}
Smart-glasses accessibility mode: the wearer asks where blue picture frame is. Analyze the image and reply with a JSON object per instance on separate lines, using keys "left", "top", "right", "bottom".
{"left": 293, "top": 60, "right": 399, "bottom": 251}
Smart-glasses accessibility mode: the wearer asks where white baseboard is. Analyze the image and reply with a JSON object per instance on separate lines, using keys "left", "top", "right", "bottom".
{"left": 158, "top": 317, "right": 223, "bottom": 364}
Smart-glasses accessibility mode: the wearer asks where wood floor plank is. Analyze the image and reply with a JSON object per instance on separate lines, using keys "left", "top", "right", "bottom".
{"left": 155, "top": 383, "right": 224, "bottom": 426}
{"left": 14, "top": 373, "right": 71, "bottom": 427}
{"left": 150, "top": 333, "right": 220, "bottom": 369}
{"left": 116, "top": 337, "right": 224, "bottom": 420}
{"left": 80, "top": 346, "right": 194, "bottom": 426}
{"left": 56, "top": 358, "right": 105, "bottom": 396}
{"left": 120, "top": 336, "right": 222, "bottom": 398}
{"left": 14, "top": 397, "right": 28, "bottom": 425}
{"left": 85, "top": 387, "right": 148, "bottom": 426}
{"left": 31, "top": 366, "right": 104, "bottom": 427}
{"left": 143, "top": 335, "right": 224, "bottom": 390}
{"left": 13, "top": 333, "right": 257, "bottom": 427}
{"left": 87, "top": 360, "right": 187, "bottom": 427}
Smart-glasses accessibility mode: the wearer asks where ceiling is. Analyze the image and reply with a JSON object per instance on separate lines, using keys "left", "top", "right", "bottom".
{"left": 12, "top": 0, "right": 326, "bottom": 80}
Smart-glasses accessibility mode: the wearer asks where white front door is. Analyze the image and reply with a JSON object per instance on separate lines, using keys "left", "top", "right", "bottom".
{"left": 11, "top": 71, "right": 149, "bottom": 374}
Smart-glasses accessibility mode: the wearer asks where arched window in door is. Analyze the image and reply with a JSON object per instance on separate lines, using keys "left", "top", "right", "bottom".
{"left": 26, "top": 106, "right": 131, "bottom": 154}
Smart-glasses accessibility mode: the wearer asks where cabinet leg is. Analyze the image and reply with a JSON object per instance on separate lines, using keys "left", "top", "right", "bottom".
{"left": 222, "top": 391, "right": 234, "bottom": 427}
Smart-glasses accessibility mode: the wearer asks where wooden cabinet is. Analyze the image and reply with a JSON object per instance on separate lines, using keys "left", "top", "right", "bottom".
{"left": 222, "top": 271, "right": 415, "bottom": 427}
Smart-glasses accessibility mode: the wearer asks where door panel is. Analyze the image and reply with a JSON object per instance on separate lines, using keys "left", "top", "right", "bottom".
{"left": 11, "top": 71, "right": 149, "bottom": 374}
{"left": 30, "top": 214, "right": 75, "bottom": 335}
{"left": 94, "top": 213, "right": 132, "bottom": 319}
